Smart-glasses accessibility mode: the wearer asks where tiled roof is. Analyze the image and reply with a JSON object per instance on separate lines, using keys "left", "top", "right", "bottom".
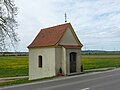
{"left": 63, "top": 45, "right": 81, "bottom": 49}
{"left": 28, "top": 23, "right": 70, "bottom": 48}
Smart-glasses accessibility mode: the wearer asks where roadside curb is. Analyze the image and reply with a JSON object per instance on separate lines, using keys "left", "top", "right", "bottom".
{"left": 84, "top": 67, "right": 116, "bottom": 73}
{"left": 0, "top": 68, "right": 120, "bottom": 89}
{"left": 0, "top": 67, "right": 114, "bottom": 81}
{"left": 0, "top": 67, "right": 116, "bottom": 82}
{"left": 0, "top": 76, "right": 28, "bottom": 80}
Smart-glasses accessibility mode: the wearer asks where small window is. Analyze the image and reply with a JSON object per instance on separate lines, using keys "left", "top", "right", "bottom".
{"left": 38, "top": 56, "right": 42, "bottom": 68}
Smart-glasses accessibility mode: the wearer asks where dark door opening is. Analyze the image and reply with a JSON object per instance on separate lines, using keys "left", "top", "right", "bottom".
{"left": 70, "top": 52, "right": 76, "bottom": 73}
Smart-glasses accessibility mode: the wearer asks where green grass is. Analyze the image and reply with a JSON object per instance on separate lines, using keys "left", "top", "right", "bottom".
{"left": 0, "top": 55, "right": 120, "bottom": 77}
{"left": 0, "top": 56, "right": 28, "bottom": 77}
{"left": 0, "top": 55, "right": 120, "bottom": 87}
{"left": 82, "top": 56, "right": 120, "bottom": 70}
{"left": 0, "top": 76, "right": 56, "bottom": 87}
{"left": 0, "top": 78, "right": 29, "bottom": 87}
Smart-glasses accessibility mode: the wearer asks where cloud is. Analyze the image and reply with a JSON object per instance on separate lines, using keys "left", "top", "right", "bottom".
{"left": 15, "top": 0, "right": 120, "bottom": 51}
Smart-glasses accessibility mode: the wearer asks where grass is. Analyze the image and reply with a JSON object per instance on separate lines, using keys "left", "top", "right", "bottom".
{"left": 82, "top": 56, "right": 120, "bottom": 70}
{"left": 0, "top": 56, "right": 28, "bottom": 77}
{"left": 0, "top": 78, "right": 29, "bottom": 87}
{"left": 0, "top": 55, "right": 120, "bottom": 87}
{"left": 0, "top": 76, "right": 56, "bottom": 87}
{"left": 0, "top": 55, "right": 120, "bottom": 77}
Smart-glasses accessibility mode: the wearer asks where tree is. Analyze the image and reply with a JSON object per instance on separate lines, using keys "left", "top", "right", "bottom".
{"left": 0, "top": 0, "right": 19, "bottom": 51}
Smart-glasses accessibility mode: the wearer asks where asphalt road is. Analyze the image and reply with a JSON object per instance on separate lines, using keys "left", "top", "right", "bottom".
{"left": 1, "top": 69, "right": 120, "bottom": 90}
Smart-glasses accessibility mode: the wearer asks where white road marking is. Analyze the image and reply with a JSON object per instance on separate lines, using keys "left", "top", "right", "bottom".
{"left": 80, "top": 88, "right": 90, "bottom": 90}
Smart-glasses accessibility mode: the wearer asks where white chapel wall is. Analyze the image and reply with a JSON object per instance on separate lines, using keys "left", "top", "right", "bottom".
{"left": 55, "top": 47, "right": 62, "bottom": 75}
{"left": 29, "top": 47, "right": 56, "bottom": 80}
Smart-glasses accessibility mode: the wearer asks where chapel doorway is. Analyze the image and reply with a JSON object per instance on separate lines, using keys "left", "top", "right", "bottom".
{"left": 70, "top": 52, "right": 76, "bottom": 73}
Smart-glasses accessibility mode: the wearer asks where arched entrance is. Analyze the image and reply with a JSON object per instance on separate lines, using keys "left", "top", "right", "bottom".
{"left": 70, "top": 52, "right": 76, "bottom": 73}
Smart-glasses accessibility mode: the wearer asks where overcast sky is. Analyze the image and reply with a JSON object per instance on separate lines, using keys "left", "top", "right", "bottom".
{"left": 15, "top": 0, "right": 120, "bottom": 51}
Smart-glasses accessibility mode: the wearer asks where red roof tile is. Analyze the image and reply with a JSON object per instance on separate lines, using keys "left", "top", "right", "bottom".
{"left": 63, "top": 45, "right": 81, "bottom": 49}
{"left": 28, "top": 23, "right": 70, "bottom": 48}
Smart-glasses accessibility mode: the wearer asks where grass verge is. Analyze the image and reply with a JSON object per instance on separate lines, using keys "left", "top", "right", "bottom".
{"left": 0, "top": 76, "right": 56, "bottom": 87}
{"left": 82, "top": 55, "right": 120, "bottom": 70}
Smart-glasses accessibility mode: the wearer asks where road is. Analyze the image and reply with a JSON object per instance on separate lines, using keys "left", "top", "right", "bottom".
{"left": 0, "top": 69, "right": 120, "bottom": 90}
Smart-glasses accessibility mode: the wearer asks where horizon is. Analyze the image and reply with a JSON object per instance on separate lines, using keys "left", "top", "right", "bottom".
{"left": 1, "top": 50, "right": 120, "bottom": 53}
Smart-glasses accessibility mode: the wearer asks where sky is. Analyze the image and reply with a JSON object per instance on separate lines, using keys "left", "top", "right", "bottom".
{"left": 15, "top": 0, "right": 120, "bottom": 51}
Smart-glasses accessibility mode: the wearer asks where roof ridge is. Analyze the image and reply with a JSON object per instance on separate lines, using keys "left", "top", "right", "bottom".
{"left": 41, "top": 23, "right": 70, "bottom": 30}
{"left": 55, "top": 27, "right": 68, "bottom": 45}
{"left": 28, "top": 23, "right": 70, "bottom": 48}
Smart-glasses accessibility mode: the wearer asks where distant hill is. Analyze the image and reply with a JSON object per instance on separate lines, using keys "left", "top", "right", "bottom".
{"left": 0, "top": 52, "right": 28, "bottom": 56}
{"left": 82, "top": 50, "right": 120, "bottom": 55}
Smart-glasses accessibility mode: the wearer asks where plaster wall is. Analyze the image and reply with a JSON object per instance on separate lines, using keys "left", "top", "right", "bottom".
{"left": 59, "top": 28, "right": 78, "bottom": 45}
{"left": 29, "top": 48, "right": 55, "bottom": 80}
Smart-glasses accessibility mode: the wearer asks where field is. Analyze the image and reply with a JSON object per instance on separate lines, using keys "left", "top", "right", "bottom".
{"left": 0, "top": 52, "right": 120, "bottom": 87}
{"left": 0, "top": 56, "right": 28, "bottom": 78}
{"left": 0, "top": 54, "right": 120, "bottom": 78}
{"left": 82, "top": 55, "right": 120, "bottom": 70}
